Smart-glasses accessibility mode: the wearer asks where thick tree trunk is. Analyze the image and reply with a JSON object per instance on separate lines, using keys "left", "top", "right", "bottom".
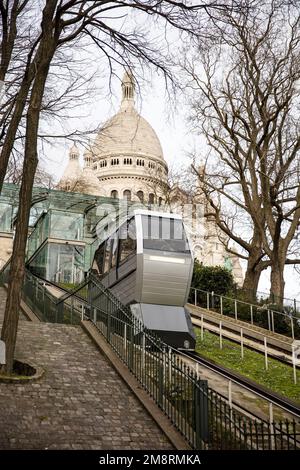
{"left": 0, "top": 2, "right": 57, "bottom": 373}
{"left": 270, "top": 259, "right": 285, "bottom": 306}
{"left": 242, "top": 266, "right": 261, "bottom": 302}
{"left": 0, "top": 151, "right": 38, "bottom": 373}
{"left": 242, "top": 232, "right": 264, "bottom": 302}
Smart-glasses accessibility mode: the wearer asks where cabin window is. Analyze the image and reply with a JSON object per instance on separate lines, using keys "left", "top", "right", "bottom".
{"left": 118, "top": 218, "right": 136, "bottom": 264}
{"left": 141, "top": 215, "right": 189, "bottom": 253}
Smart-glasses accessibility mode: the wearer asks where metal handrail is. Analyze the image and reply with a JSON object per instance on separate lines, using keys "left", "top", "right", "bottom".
{"left": 190, "top": 287, "right": 299, "bottom": 321}
{"left": 190, "top": 287, "right": 299, "bottom": 340}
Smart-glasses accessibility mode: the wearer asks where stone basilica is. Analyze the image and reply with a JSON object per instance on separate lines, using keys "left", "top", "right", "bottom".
{"left": 57, "top": 72, "right": 243, "bottom": 285}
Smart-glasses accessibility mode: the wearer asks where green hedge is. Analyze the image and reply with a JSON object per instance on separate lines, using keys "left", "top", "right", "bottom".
{"left": 191, "top": 261, "right": 236, "bottom": 296}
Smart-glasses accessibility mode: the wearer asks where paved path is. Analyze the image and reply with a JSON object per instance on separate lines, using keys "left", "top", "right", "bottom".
{"left": 0, "top": 288, "right": 173, "bottom": 450}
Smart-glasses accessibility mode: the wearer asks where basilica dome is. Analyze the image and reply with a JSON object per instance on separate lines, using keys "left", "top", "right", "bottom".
{"left": 89, "top": 72, "right": 168, "bottom": 202}
{"left": 94, "top": 108, "right": 164, "bottom": 161}
{"left": 58, "top": 72, "right": 168, "bottom": 204}
{"left": 93, "top": 72, "right": 164, "bottom": 162}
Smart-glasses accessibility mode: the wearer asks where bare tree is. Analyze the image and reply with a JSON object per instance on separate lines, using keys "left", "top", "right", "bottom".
{"left": 186, "top": 0, "right": 300, "bottom": 301}
{"left": 0, "top": 0, "right": 242, "bottom": 374}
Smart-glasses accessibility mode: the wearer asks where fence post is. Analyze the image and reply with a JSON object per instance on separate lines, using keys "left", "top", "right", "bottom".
{"left": 124, "top": 323, "right": 127, "bottom": 355}
{"left": 292, "top": 344, "right": 297, "bottom": 385}
{"left": 93, "top": 307, "right": 97, "bottom": 323}
{"left": 201, "top": 313, "right": 204, "bottom": 341}
{"left": 168, "top": 347, "right": 172, "bottom": 383}
{"left": 271, "top": 311, "right": 275, "bottom": 332}
{"left": 70, "top": 296, "right": 74, "bottom": 324}
{"left": 234, "top": 300, "right": 237, "bottom": 321}
{"left": 290, "top": 317, "right": 295, "bottom": 340}
{"left": 194, "top": 289, "right": 197, "bottom": 306}
{"left": 269, "top": 402, "right": 275, "bottom": 450}
{"left": 250, "top": 304, "right": 253, "bottom": 325}
{"left": 211, "top": 291, "right": 214, "bottom": 309}
{"left": 220, "top": 296, "right": 223, "bottom": 315}
{"left": 264, "top": 336, "right": 268, "bottom": 370}
{"left": 194, "top": 380, "right": 209, "bottom": 449}
{"left": 158, "top": 361, "right": 164, "bottom": 408}
{"left": 81, "top": 304, "right": 84, "bottom": 322}
{"left": 219, "top": 321, "right": 223, "bottom": 349}
{"left": 207, "top": 292, "right": 210, "bottom": 310}
{"left": 228, "top": 379, "right": 233, "bottom": 423}
{"left": 142, "top": 333, "right": 145, "bottom": 372}
{"left": 107, "top": 309, "right": 111, "bottom": 340}
{"left": 240, "top": 328, "right": 244, "bottom": 359}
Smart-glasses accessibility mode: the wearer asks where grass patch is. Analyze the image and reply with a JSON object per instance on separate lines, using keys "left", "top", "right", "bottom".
{"left": 195, "top": 328, "right": 300, "bottom": 404}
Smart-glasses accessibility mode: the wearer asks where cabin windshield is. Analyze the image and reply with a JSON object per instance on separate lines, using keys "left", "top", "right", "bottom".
{"left": 141, "top": 215, "right": 190, "bottom": 253}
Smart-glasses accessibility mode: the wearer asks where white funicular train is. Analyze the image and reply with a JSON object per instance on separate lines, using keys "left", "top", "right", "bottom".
{"left": 91, "top": 209, "right": 196, "bottom": 350}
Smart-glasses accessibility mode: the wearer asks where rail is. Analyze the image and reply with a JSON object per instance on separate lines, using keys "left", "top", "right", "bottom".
{"left": 189, "top": 287, "right": 300, "bottom": 340}
{"left": 177, "top": 349, "right": 300, "bottom": 420}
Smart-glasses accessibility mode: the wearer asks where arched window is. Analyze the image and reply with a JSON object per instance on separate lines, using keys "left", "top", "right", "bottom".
{"left": 158, "top": 197, "right": 163, "bottom": 206}
{"left": 111, "top": 190, "right": 118, "bottom": 199}
{"left": 123, "top": 190, "right": 131, "bottom": 201}
{"left": 137, "top": 191, "right": 144, "bottom": 203}
{"left": 149, "top": 193, "right": 155, "bottom": 204}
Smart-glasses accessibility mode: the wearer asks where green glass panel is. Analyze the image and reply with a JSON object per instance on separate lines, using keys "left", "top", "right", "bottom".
{"left": 49, "top": 210, "right": 84, "bottom": 241}
{"left": 0, "top": 202, "right": 13, "bottom": 232}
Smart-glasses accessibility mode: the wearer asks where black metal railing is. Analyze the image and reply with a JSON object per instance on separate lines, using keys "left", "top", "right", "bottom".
{"left": 84, "top": 275, "right": 300, "bottom": 450}
{"left": 2, "top": 266, "right": 299, "bottom": 450}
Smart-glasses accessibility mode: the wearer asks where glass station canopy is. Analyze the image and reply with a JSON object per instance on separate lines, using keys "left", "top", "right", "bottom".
{"left": 0, "top": 183, "right": 143, "bottom": 288}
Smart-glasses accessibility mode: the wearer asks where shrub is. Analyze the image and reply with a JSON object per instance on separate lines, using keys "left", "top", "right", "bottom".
{"left": 191, "top": 260, "right": 236, "bottom": 296}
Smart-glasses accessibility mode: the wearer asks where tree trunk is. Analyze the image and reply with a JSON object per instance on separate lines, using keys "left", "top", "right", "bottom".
{"left": 0, "top": 3, "right": 57, "bottom": 373}
{"left": 242, "top": 232, "right": 264, "bottom": 302}
{"left": 0, "top": 152, "right": 37, "bottom": 373}
{"left": 242, "top": 266, "right": 261, "bottom": 302}
{"left": 270, "top": 259, "right": 285, "bottom": 306}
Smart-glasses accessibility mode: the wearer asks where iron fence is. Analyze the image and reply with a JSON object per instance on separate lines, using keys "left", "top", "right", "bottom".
{"left": 233, "top": 286, "right": 300, "bottom": 315}
{"left": 84, "top": 274, "right": 300, "bottom": 450}
{"left": 21, "top": 270, "right": 87, "bottom": 324}
{"left": 1, "top": 267, "right": 299, "bottom": 450}
{"left": 190, "top": 287, "right": 300, "bottom": 340}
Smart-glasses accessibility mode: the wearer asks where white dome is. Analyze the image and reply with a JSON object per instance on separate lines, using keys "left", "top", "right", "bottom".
{"left": 93, "top": 106, "right": 164, "bottom": 161}
{"left": 92, "top": 72, "right": 164, "bottom": 161}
